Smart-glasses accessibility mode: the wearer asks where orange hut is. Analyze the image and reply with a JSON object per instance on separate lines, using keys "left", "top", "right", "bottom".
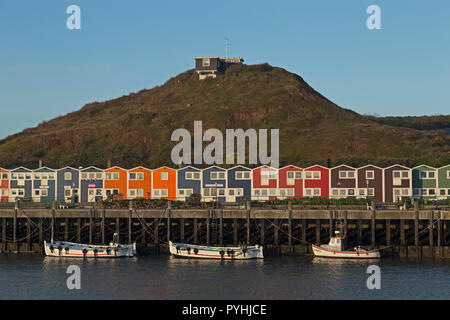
{"left": 152, "top": 166, "right": 177, "bottom": 200}
{"left": 128, "top": 167, "right": 152, "bottom": 199}
{"left": 104, "top": 166, "right": 128, "bottom": 200}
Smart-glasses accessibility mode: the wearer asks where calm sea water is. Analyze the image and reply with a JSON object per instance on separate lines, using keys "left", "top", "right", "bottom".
{"left": 0, "top": 254, "right": 448, "bottom": 300}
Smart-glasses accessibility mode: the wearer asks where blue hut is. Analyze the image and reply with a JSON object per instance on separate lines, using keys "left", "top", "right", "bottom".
{"left": 57, "top": 167, "right": 80, "bottom": 203}
{"left": 80, "top": 166, "right": 104, "bottom": 203}
{"left": 9, "top": 167, "right": 33, "bottom": 201}
{"left": 202, "top": 166, "right": 227, "bottom": 202}
{"left": 177, "top": 166, "right": 202, "bottom": 201}
{"left": 226, "top": 165, "right": 252, "bottom": 202}
{"left": 33, "top": 167, "right": 57, "bottom": 203}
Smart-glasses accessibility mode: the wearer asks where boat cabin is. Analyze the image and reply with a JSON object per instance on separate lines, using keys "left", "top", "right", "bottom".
{"left": 328, "top": 231, "right": 345, "bottom": 251}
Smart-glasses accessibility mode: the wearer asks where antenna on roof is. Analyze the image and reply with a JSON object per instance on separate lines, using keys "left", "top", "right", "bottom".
{"left": 225, "top": 38, "right": 230, "bottom": 58}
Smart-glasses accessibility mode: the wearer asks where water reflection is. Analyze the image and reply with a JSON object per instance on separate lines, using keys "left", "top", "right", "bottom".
{"left": 311, "top": 257, "right": 380, "bottom": 265}
{"left": 0, "top": 254, "right": 447, "bottom": 299}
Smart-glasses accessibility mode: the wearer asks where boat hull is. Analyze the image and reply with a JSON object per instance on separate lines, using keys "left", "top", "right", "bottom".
{"left": 44, "top": 241, "right": 136, "bottom": 258}
{"left": 312, "top": 244, "right": 380, "bottom": 259}
{"left": 169, "top": 241, "right": 263, "bottom": 260}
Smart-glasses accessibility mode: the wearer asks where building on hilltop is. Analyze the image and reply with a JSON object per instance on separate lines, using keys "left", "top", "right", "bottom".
{"left": 194, "top": 56, "right": 244, "bottom": 80}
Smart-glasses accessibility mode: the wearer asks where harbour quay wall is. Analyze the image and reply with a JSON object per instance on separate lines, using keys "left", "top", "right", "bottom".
{"left": 0, "top": 207, "right": 449, "bottom": 258}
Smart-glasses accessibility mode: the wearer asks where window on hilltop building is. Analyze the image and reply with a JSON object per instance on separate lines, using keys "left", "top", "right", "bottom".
{"left": 64, "top": 172, "right": 72, "bottom": 181}
{"left": 202, "top": 58, "right": 210, "bottom": 67}
{"left": 161, "top": 172, "right": 168, "bottom": 180}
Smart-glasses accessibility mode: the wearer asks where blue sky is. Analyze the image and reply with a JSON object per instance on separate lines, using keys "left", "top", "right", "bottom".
{"left": 0, "top": 0, "right": 449, "bottom": 139}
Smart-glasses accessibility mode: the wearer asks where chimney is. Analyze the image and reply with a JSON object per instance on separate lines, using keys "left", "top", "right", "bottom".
{"left": 107, "top": 159, "right": 112, "bottom": 168}
{"left": 39, "top": 159, "right": 43, "bottom": 168}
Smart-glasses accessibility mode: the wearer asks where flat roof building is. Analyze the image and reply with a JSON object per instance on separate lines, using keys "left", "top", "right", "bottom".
{"left": 194, "top": 56, "right": 244, "bottom": 80}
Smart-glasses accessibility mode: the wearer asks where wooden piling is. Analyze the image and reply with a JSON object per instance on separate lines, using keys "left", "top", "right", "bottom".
{"left": 193, "top": 218, "right": 198, "bottom": 244}
{"left": 386, "top": 219, "right": 391, "bottom": 246}
{"left": 128, "top": 205, "right": 132, "bottom": 244}
{"left": 101, "top": 209, "right": 105, "bottom": 244}
{"left": 27, "top": 216, "right": 32, "bottom": 251}
{"left": 2, "top": 218, "right": 6, "bottom": 250}
{"left": 64, "top": 218, "right": 69, "bottom": 242}
{"left": 371, "top": 209, "right": 376, "bottom": 248}
{"left": 89, "top": 208, "right": 93, "bottom": 244}
{"left": 13, "top": 202, "right": 18, "bottom": 251}
{"left": 233, "top": 218, "right": 237, "bottom": 245}
{"left": 167, "top": 208, "right": 171, "bottom": 244}
{"left": 288, "top": 202, "right": 292, "bottom": 247}
{"left": 357, "top": 218, "right": 362, "bottom": 245}
{"left": 414, "top": 210, "right": 419, "bottom": 247}
{"left": 274, "top": 219, "right": 279, "bottom": 245}
{"left": 206, "top": 210, "right": 210, "bottom": 246}
{"left": 260, "top": 219, "right": 265, "bottom": 244}
{"left": 219, "top": 210, "right": 223, "bottom": 246}
{"left": 77, "top": 218, "right": 81, "bottom": 243}
{"left": 246, "top": 209, "right": 250, "bottom": 246}
{"left": 400, "top": 219, "right": 405, "bottom": 246}
{"left": 38, "top": 218, "right": 43, "bottom": 247}
{"left": 329, "top": 210, "right": 333, "bottom": 238}
{"left": 316, "top": 219, "right": 320, "bottom": 244}
{"left": 301, "top": 218, "right": 306, "bottom": 245}
{"left": 343, "top": 211, "right": 348, "bottom": 244}
{"left": 154, "top": 218, "right": 159, "bottom": 244}
{"left": 429, "top": 211, "right": 434, "bottom": 257}
{"left": 141, "top": 217, "right": 146, "bottom": 245}
{"left": 180, "top": 218, "right": 185, "bottom": 242}
{"left": 437, "top": 211, "right": 441, "bottom": 257}
{"left": 116, "top": 217, "right": 120, "bottom": 243}
{"left": 51, "top": 202, "right": 55, "bottom": 242}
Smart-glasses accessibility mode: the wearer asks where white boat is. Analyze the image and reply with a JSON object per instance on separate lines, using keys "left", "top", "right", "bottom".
{"left": 312, "top": 231, "right": 380, "bottom": 259}
{"left": 44, "top": 233, "right": 136, "bottom": 258}
{"left": 169, "top": 241, "right": 264, "bottom": 260}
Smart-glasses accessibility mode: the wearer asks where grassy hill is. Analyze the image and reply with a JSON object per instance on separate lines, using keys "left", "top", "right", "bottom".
{"left": 0, "top": 63, "right": 448, "bottom": 169}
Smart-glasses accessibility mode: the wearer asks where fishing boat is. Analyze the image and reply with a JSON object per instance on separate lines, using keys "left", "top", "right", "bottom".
{"left": 44, "top": 233, "right": 136, "bottom": 258}
{"left": 312, "top": 231, "right": 380, "bottom": 259}
{"left": 169, "top": 241, "right": 264, "bottom": 260}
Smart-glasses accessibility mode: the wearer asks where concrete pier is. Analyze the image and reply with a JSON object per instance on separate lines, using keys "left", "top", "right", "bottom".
{"left": 0, "top": 206, "right": 449, "bottom": 258}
